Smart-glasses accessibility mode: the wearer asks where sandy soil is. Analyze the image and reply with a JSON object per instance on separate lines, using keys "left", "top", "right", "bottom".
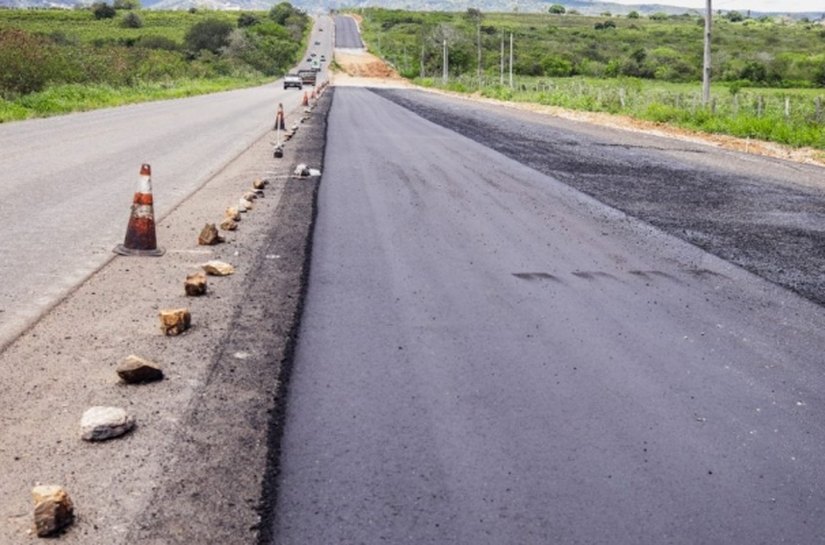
{"left": 331, "top": 50, "right": 825, "bottom": 168}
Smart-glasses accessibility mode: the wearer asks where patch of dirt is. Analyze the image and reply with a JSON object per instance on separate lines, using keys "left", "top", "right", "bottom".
{"left": 335, "top": 49, "right": 405, "bottom": 84}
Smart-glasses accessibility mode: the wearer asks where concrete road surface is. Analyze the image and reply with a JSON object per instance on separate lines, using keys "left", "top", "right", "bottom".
{"left": 0, "top": 16, "right": 332, "bottom": 350}
{"left": 270, "top": 87, "right": 825, "bottom": 544}
{"left": 334, "top": 15, "right": 364, "bottom": 49}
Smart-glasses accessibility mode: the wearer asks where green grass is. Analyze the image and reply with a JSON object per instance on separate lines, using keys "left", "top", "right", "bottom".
{"left": 418, "top": 75, "right": 825, "bottom": 149}
{"left": 0, "top": 7, "right": 309, "bottom": 120}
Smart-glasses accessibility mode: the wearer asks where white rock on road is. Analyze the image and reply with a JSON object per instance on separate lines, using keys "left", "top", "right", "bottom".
{"left": 80, "top": 406, "right": 135, "bottom": 442}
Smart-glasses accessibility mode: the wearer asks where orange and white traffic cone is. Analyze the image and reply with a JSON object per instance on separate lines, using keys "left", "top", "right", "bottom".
{"left": 302, "top": 91, "right": 309, "bottom": 106}
{"left": 113, "top": 164, "right": 164, "bottom": 256}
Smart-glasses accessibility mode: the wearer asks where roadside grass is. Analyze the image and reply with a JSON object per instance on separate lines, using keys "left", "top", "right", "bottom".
{"left": 415, "top": 76, "right": 825, "bottom": 150}
{"left": 0, "top": 77, "right": 269, "bottom": 122}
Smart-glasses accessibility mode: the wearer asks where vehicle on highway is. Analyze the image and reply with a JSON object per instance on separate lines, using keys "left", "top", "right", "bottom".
{"left": 283, "top": 73, "right": 302, "bottom": 89}
{"left": 310, "top": 52, "right": 317, "bottom": 57}
{"left": 320, "top": 55, "right": 326, "bottom": 62}
{"left": 298, "top": 69, "right": 317, "bottom": 86}
{"left": 314, "top": 41, "right": 321, "bottom": 45}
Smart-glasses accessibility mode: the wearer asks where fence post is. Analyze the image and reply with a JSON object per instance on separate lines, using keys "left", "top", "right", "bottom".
{"left": 784, "top": 96, "right": 790, "bottom": 120}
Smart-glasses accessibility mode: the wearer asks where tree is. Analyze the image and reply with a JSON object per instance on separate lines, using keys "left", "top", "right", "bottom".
{"left": 627, "top": 10, "right": 640, "bottom": 19}
{"left": 184, "top": 19, "right": 233, "bottom": 55}
{"left": 91, "top": 2, "right": 117, "bottom": 19}
{"left": 269, "top": 2, "right": 297, "bottom": 25}
{"left": 724, "top": 11, "right": 745, "bottom": 22}
{"left": 548, "top": 4, "right": 565, "bottom": 15}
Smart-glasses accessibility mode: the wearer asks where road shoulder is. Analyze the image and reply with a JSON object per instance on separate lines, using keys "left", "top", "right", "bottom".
{"left": 0, "top": 90, "right": 331, "bottom": 545}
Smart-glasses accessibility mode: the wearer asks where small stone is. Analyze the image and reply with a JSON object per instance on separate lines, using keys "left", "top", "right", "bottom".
{"left": 202, "top": 260, "right": 235, "bottom": 276}
{"left": 184, "top": 271, "right": 207, "bottom": 296}
{"left": 225, "top": 207, "right": 241, "bottom": 221}
{"left": 116, "top": 355, "right": 163, "bottom": 384}
{"left": 243, "top": 191, "right": 257, "bottom": 201}
{"left": 294, "top": 164, "right": 310, "bottom": 177}
{"left": 252, "top": 179, "right": 266, "bottom": 190}
{"left": 220, "top": 217, "right": 238, "bottom": 231}
{"left": 32, "top": 485, "right": 74, "bottom": 537}
{"left": 159, "top": 308, "right": 191, "bottom": 336}
{"left": 239, "top": 197, "right": 253, "bottom": 211}
{"left": 80, "top": 406, "right": 135, "bottom": 441}
{"left": 198, "top": 223, "right": 224, "bottom": 246}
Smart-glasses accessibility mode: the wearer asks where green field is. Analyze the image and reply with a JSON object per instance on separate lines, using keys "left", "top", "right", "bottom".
{"left": 0, "top": 4, "right": 308, "bottom": 121}
{"left": 358, "top": 8, "right": 825, "bottom": 149}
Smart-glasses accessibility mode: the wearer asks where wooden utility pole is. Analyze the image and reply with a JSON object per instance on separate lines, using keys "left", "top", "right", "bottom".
{"left": 509, "top": 32, "right": 514, "bottom": 88}
{"left": 702, "top": 0, "right": 712, "bottom": 106}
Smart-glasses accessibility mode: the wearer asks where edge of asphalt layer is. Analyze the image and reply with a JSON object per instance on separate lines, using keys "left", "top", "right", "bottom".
{"left": 0, "top": 90, "right": 332, "bottom": 544}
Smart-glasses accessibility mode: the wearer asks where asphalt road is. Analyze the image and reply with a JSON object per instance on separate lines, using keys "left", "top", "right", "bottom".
{"left": 334, "top": 15, "right": 364, "bottom": 49}
{"left": 270, "top": 87, "right": 825, "bottom": 544}
{"left": 0, "top": 16, "right": 332, "bottom": 350}
{"left": 374, "top": 88, "right": 825, "bottom": 307}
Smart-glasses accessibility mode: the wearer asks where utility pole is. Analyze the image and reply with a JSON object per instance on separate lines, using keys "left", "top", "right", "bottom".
{"left": 442, "top": 38, "right": 448, "bottom": 84}
{"left": 702, "top": 0, "right": 712, "bottom": 106}
{"left": 477, "top": 22, "right": 482, "bottom": 87}
{"left": 500, "top": 32, "right": 504, "bottom": 85}
{"left": 509, "top": 32, "right": 514, "bottom": 88}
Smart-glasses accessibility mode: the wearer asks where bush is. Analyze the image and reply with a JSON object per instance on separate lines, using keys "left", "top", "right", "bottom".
{"left": 184, "top": 19, "right": 233, "bottom": 55}
{"left": 113, "top": 0, "right": 141, "bottom": 9}
{"left": 0, "top": 28, "right": 55, "bottom": 96}
{"left": 237, "top": 13, "right": 259, "bottom": 28}
{"left": 91, "top": 2, "right": 117, "bottom": 20}
{"left": 548, "top": 4, "right": 565, "bottom": 14}
{"left": 121, "top": 12, "right": 143, "bottom": 28}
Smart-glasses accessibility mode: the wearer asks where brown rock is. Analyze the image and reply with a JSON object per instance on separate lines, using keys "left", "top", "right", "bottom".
{"left": 239, "top": 197, "right": 253, "bottom": 211}
{"left": 159, "top": 308, "right": 191, "bottom": 336}
{"left": 220, "top": 217, "right": 238, "bottom": 231}
{"left": 252, "top": 178, "right": 266, "bottom": 190}
{"left": 117, "top": 355, "right": 163, "bottom": 384}
{"left": 32, "top": 485, "right": 74, "bottom": 537}
{"left": 202, "top": 260, "right": 235, "bottom": 276}
{"left": 198, "top": 223, "right": 224, "bottom": 246}
{"left": 225, "top": 207, "right": 241, "bottom": 221}
{"left": 184, "top": 271, "right": 207, "bottom": 296}
{"left": 243, "top": 191, "right": 258, "bottom": 202}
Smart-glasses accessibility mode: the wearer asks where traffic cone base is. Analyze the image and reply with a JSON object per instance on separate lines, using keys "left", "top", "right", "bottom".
{"left": 113, "top": 164, "right": 165, "bottom": 257}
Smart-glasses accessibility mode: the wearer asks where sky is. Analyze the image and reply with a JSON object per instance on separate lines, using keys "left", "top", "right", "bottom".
{"left": 604, "top": 0, "right": 824, "bottom": 12}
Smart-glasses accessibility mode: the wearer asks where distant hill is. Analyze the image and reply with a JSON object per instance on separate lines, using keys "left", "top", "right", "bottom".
{"left": 0, "top": 0, "right": 822, "bottom": 20}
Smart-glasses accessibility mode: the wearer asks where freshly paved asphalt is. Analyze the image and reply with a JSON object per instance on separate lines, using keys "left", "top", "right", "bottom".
{"left": 270, "top": 87, "right": 825, "bottom": 544}
{"left": 334, "top": 14, "right": 364, "bottom": 48}
{"left": 0, "top": 16, "right": 331, "bottom": 350}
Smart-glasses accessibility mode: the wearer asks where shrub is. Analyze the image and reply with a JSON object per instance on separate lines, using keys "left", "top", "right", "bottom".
{"left": 548, "top": 4, "right": 565, "bottom": 14}
{"left": 121, "top": 12, "right": 143, "bottom": 28}
{"left": 0, "top": 28, "right": 55, "bottom": 96}
{"left": 113, "top": 0, "right": 141, "bottom": 9}
{"left": 184, "top": 19, "right": 233, "bottom": 55}
{"left": 237, "top": 13, "right": 259, "bottom": 28}
{"left": 627, "top": 11, "right": 640, "bottom": 19}
{"left": 91, "top": 2, "right": 117, "bottom": 20}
